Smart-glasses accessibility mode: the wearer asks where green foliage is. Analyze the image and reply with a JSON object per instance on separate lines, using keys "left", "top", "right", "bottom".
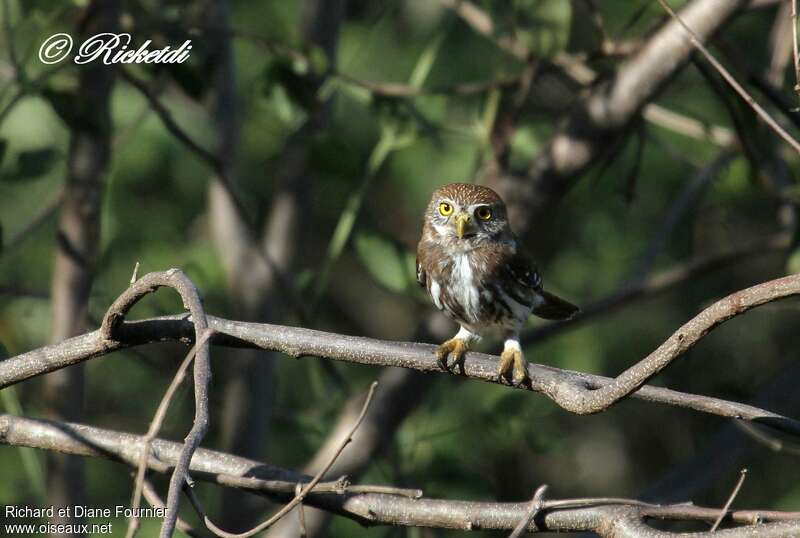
{"left": 0, "top": 1, "right": 798, "bottom": 535}
{"left": 0, "top": 343, "right": 46, "bottom": 504}
{"left": 263, "top": 60, "right": 320, "bottom": 111}
{"left": 354, "top": 232, "right": 413, "bottom": 293}
{"left": 2, "top": 147, "right": 60, "bottom": 181}
{"left": 512, "top": 0, "right": 571, "bottom": 56}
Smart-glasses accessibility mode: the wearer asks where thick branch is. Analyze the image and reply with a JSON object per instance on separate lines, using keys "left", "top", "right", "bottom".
{"left": 1, "top": 415, "right": 797, "bottom": 536}
{"left": 4, "top": 272, "right": 800, "bottom": 436}
{"left": 492, "top": 0, "right": 749, "bottom": 239}
{"left": 44, "top": 0, "right": 119, "bottom": 530}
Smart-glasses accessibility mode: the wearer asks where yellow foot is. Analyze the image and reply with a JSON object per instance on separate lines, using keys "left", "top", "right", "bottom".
{"left": 497, "top": 348, "right": 530, "bottom": 385}
{"left": 436, "top": 338, "right": 468, "bottom": 371}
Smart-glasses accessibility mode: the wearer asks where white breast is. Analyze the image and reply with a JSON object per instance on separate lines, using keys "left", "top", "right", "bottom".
{"left": 452, "top": 253, "right": 481, "bottom": 322}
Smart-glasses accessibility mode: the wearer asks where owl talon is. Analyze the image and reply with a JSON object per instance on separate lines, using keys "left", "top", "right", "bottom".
{"left": 436, "top": 338, "right": 468, "bottom": 371}
{"left": 497, "top": 348, "right": 530, "bottom": 385}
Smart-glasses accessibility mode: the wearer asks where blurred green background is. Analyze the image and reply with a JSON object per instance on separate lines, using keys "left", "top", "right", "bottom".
{"left": 1, "top": 0, "right": 799, "bottom": 536}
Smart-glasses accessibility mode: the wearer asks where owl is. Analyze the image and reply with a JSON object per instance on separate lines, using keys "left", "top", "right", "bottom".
{"left": 416, "top": 183, "right": 579, "bottom": 384}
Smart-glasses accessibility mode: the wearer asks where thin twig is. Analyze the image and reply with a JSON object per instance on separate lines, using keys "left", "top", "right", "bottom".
{"left": 141, "top": 480, "right": 202, "bottom": 538}
{"left": 333, "top": 71, "right": 521, "bottom": 97}
{"left": 438, "top": 0, "right": 529, "bottom": 60}
{"left": 183, "top": 381, "right": 379, "bottom": 538}
{"left": 0, "top": 63, "right": 68, "bottom": 128}
{"left": 1, "top": 0, "right": 20, "bottom": 79}
{"left": 129, "top": 262, "right": 140, "bottom": 285}
{"left": 311, "top": 36, "right": 443, "bottom": 310}
{"left": 97, "top": 269, "right": 213, "bottom": 538}
{"left": 710, "top": 469, "right": 748, "bottom": 531}
{"left": 642, "top": 105, "right": 734, "bottom": 146}
{"left": 508, "top": 484, "right": 548, "bottom": 538}
{"left": 656, "top": 0, "right": 800, "bottom": 154}
{"left": 523, "top": 232, "right": 790, "bottom": 345}
{"left": 630, "top": 149, "right": 737, "bottom": 281}
{"left": 296, "top": 482, "right": 307, "bottom": 538}
{"left": 121, "top": 66, "right": 311, "bottom": 324}
{"left": 117, "top": 68, "right": 222, "bottom": 174}
{"left": 118, "top": 68, "right": 254, "bottom": 234}
{"left": 126, "top": 327, "right": 214, "bottom": 538}
{"left": 734, "top": 420, "right": 800, "bottom": 456}
{"left": 793, "top": 0, "right": 800, "bottom": 97}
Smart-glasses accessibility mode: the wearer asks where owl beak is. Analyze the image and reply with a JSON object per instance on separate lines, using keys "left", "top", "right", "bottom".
{"left": 454, "top": 212, "right": 471, "bottom": 239}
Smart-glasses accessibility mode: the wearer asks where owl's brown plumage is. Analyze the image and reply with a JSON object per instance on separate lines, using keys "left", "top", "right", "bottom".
{"left": 416, "top": 182, "right": 578, "bottom": 384}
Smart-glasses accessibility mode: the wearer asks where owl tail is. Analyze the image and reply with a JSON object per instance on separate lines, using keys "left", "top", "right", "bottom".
{"left": 533, "top": 290, "right": 580, "bottom": 320}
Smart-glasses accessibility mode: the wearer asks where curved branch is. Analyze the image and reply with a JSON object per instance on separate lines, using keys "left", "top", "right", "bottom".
{"left": 1, "top": 414, "right": 798, "bottom": 536}
{"left": 553, "top": 273, "right": 800, "bottom": 415}
{"left": 98, "top": 269, "right": 212, "bottom": 538}
{"left": 3, "top": 272, "right": 800, "bottom": 437}
{"left": 522, "top": 232, "right": 790, "bottom": 346}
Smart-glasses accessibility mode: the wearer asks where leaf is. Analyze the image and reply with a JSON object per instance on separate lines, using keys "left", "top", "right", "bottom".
{"left": 40, "top": 88, "right": 83, "bottom": 128}
{"left": 408, "top": 33, "right": 444, "bottom": 89}
{"left": 164, "top": 61, "right": 208, "bottom": 100}
{"left": 512, "top": 0, "right": 572, "bottom": 58}
{"left": 354, "top": 232, "right": 410, "bottom": 293}
{"left": 263, "top": 61, "right": 318, "bottom": 111}
{"left": 306, "top": 45, "right": 330, "bottom": 76}
{"left": 0, "top": 138, "right": 7, "bottom": 166}
{"left": 13, "top": 148, "right": 59, "bottom": 180}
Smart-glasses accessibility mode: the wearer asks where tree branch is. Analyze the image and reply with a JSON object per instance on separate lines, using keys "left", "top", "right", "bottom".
{"left": 98, "top": 269, "right": 213, "bottom": 538}
{"left": 118, "top": 67, "right": 253, "bottom": 232}
{"left": 549, "top": 273, "right": 800, "bottom": 415}
{"left": 4, "top": 271, "right": 800, "bottom": 437}
{"left": 1, "top": 414, "right": 797, "bottom": 536}
{"left": 489, "top": 0, "right": 750, "bottom": 240}
{"left": 523, "top": 232, "right": 791, "bottom": 346}
{"left": 180, "top": 381, "right": 379, "bottom": 538}
{"left": 43, "top": 0, "right": 119, "bottom": 530}
{"left": 655, "top": 0, "right": 800, "bottom": 153}
{"left": 126, "top": 328, "right": 214, "bottom": 538}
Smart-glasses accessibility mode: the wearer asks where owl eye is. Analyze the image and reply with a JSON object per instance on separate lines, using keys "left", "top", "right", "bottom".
{"left": 438, "top": 202, "right": 453, "bottom": 216}
{"left": 475, "top": 206, "right": 492, "bottom": 220}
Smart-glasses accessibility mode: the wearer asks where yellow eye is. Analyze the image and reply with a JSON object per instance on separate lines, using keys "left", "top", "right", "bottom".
{"left": 438, "top": 202, "right": 453, "bottom": 216}
{"left": 476, "top": 206, "right": 492, "bottom": 220}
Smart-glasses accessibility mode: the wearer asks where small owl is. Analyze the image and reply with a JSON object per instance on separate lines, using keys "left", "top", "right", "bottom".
{"left": 416, "top": 183, "right": 579, "bottom": 384}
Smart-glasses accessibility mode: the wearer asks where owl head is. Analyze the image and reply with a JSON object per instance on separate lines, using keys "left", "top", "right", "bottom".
{"left": 424, "top": 183, "right": 512, "bottom": 246}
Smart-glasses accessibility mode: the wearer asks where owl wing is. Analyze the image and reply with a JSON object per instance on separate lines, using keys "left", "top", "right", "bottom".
{"left": 506, "top": 250, "right": 579, "bottom": 321}
{"left": 415, "top": 241, "right": 427, "bottom": 288}
{"left": 416, "top": 258, "right": 426, "bottom": 288}
{"left": 505, "top": 250, "right": 543, "bottom": 291}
